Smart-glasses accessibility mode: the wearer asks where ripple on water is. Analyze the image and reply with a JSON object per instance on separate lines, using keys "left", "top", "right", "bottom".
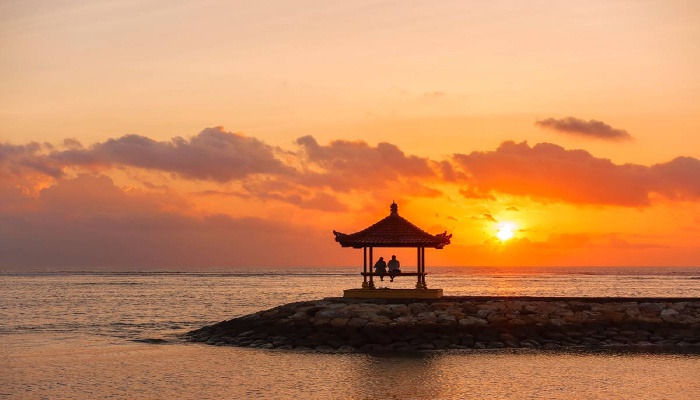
{"left": 1, "top": 268, "right": 700, "bottom": 398}
{"left": 3, "top": 339, "right": 700, "bottom": 400}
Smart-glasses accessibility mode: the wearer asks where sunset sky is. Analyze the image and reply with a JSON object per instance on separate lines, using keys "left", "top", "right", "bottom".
{"left": 1, "top": 1, "right": 699, "bottom": 269}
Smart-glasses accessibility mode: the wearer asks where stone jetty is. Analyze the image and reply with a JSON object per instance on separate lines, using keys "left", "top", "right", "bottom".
{"left": 186, "top": 297, "right": 700, "bottom": 352}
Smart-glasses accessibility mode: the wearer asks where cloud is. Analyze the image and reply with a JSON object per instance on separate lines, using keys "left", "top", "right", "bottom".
{"left": 240, "top": 177, "right": 349, "bottom": 212}
{"left": 651, "top": 156, "right": 700, "bottom": 200}
{"left": 53, "top": 127, "right": 291, "bottom": 182}
{"left": 0, "top": 142, "right": 64, "bottom": 180}
{"left": 452, "top": 141, "right": 700, "bottom": 206}
{"left": 62, "top": 138, "right": 83, "bottom": 150}
{"left": 536, "top": 117, "right": 632, "bottom": 141}
{"left": 293, "top": 135, "right": 437, "bottom": 192}
{"left": 482, "top": 213, "right": 497, "bottom": 222}
{"left": 437, "top": 160, "right": 461, "bottom": 181}
{"left": 6, "top": 129, "right": 699, "bottom": 213}
{"left": 0, "top": 174, "right": 344, "bottom": 269}
{"left": 5, "top": 130, "right": 445, "bottom": 209}
{"left": 458, "top": 186, "right": 495, "bottom": 200}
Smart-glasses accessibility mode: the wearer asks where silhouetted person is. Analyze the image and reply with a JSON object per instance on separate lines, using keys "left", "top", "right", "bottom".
{"left": 374, "top": 257, "right": 387, "bottom": 281}
{"left": 388, "top": 255, "right": 401, "bottom": 282}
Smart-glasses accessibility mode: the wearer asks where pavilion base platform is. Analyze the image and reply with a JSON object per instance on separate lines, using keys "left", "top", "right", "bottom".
{"left": 343, "top": 288, "right": 443, "bottom": 299}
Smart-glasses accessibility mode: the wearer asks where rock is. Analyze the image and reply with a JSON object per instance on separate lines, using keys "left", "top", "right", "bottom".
{"left": 505, "top": 301, "right": 525, "bottom": 312}
{"left": 625, "top": 306, "right": 641, "bottom": 318}
{"left": 409, "top": 303, "right": 432, "bottom": 314}
{"left": 416, "top": 343, "right": 436, "bottom": 350}
{"left": 582, "top": 338, "right": 601, "bottom": 346}
{"left": 639, "top": 302, "right": 664, "bottom": 314}
{"left": 486, "top": 313, "right": 509, "bottom": 324}
{"left": 549, "top": 318, "right": 564, "bottom": 327}
{"left": 437, "top": 314, "right": 457, "bottom": 324}
{"left": 478, "top": 302, "right": 503, "bottom": 311}
{"left": 475, "top": 330, "right": 500, "bottom": 342}
{"left": 668, "top": 302, "right": 688, "bottom": 312}
{"left": 330, "top": 317, "right": 349, "bottom": 328}
{"left": 316, "top": 309, "right": 344, "bottom": 319}
{"left": 369, "top": 315, "right": 393, "bottom": 325}
{"left": 458, "top": 316, "right": 487, "bottom": 326}
{"left": 431, "top": 301, "right": 454, "bottom": 310}
{"left": 393, "top": 316, "right": 415, "bottom": 327}
{"left": 660, "top": 309, "right": 679, "bottom": 322}
{"left": 387, "top": 304, "right": 409, "bottom": 315}
{"left": 416, "top": 311, "right": 437, "bottom": 321}
{"left": 427, "top": 340, "right": 445, "bottom": 349}
{"left": 132, "top": 338, "right": 168, "bottom": 344}
{"left": 542, "top": 343, "right": 561, "bottom": 350}
{"left": 602, "top": 311, "right": 626, "bottom": 322}
{"left": 389, "top": 341, "right": 411, "bottom": 350}
{"left": 348, "top": 317, "right": 369, "bottom": 328}
{"left": 187, "top": 297, "right": 699, "bottom": 353}
{"left": 520, "top": 339, "right": 540, "bottom": 348}
{"left": 313, "top": 318, "right": 330, "bottom": 328}
{"left": 639, "top": 316, "right": 664, "bottom": 323}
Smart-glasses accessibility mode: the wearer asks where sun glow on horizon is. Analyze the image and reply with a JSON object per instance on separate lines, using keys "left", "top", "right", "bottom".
{"left": 496, "top": 222, "right": 516, "bottom": 241}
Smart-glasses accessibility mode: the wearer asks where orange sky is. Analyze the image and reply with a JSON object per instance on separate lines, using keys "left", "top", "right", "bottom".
{"left": 1, "top": 1, "right": 699, "bottom": 269}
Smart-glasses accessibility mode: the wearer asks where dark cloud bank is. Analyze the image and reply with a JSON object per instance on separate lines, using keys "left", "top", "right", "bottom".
{"left": 536, "top": 117, "right": 632, "bottom": 141}
{"left": 0, "top": 175, "right": 343, "bottom": 269}
{"left": 2, "top": 128, "right": 700, "bottom": 268}
{"left": 53, "top": 126, "right": 292, "bottom": 181}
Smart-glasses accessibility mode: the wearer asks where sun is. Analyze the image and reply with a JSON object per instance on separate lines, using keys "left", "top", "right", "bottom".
{"left": 496, "top": 223, "right": 515, "bottom": 241}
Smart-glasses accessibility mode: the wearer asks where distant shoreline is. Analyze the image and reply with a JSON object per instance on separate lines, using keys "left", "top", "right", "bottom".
{"left": 187, "top": 296, "right": 700, "bottom": 353}
{"left": 2, "top": 265, "right": 700, "bottom": 275}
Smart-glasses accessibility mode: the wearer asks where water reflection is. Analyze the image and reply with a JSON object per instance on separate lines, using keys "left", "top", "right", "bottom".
{"left": 5, "top": 338, "right": 699, "bottom": 400}
{"left": 347, "top": 352, "right": 443, "bottom": 399}
{"left": 2, "top": 269, "right": 700, "bottom": 399}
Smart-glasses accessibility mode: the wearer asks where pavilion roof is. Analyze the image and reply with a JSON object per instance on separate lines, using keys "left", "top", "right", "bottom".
{"left": 333, "top": 202, "right": 452, "bottom": 249}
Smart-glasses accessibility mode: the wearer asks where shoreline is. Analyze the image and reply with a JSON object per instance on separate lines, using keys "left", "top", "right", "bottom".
{"left": 186, "top": 296, "right": 700, "bottom": 353}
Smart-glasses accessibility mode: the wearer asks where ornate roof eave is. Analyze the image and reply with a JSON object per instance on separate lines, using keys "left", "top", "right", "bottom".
{"left": 332, "top": 231, "right": 452, "bottom": 249}
{"left": 332, "top": 202, "right": 452, "bottom": 249}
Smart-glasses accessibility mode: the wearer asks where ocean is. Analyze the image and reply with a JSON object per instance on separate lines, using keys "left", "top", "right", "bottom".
{"left": 2, "top": 266, "right": 700, "bottom": 399}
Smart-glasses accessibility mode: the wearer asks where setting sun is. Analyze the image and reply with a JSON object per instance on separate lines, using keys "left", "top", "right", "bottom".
{"left": 496, "top": 223, "right": 515, "bottom": 241}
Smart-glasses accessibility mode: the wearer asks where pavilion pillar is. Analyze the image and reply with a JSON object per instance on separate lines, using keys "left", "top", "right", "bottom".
{"left": 362, "top": 247, "right": 368, "bottom": 288}
{"left": 416, "top": 247, "right": 422, "bottom": 289}
{"left": 368, "top": 247, "right": 375, "bottom": 289}
{"left": 421, "top": 247, "right": 427, "bottom": 289}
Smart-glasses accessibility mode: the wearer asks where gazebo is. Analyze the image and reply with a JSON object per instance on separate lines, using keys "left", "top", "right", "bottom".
{"left": 333, "top": 202, "right": 452, "bottom": 299}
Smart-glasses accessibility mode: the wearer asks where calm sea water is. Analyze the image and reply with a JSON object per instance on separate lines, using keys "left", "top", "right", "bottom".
{"left": 2, "top": 266, "right": 700, "bottom": 399}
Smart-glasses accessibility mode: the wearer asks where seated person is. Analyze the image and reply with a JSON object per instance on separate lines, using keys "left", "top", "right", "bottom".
{"left": 373, "top": 257, "right": 387, "bottom": 281}
{"left": 387, "top": 255, "right": 401, "bottom": 282}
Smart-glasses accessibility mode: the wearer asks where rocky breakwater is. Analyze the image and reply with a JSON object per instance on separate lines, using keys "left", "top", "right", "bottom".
{"left": 186, "top": 297, "right": 700, "bottom": 352}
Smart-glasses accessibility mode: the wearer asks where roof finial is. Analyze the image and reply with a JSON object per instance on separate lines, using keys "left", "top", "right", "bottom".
{"left": 390, "top": 201, "right": 398, "bottom": 215}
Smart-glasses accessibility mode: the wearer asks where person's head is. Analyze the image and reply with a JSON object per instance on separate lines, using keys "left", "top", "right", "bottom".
{"left": 391, "top": 255, "right": 396, "bottom": 260}
{"left": 379, "top": 257, "right": 384, "bottom": 260}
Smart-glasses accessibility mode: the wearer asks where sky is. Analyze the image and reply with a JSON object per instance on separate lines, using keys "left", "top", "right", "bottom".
{"left": 1, "top": 0, "right": 699, "bottom": 269}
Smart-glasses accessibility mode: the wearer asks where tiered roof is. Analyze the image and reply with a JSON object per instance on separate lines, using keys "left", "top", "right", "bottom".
{"left": 333, "top": 202, "right": 452, "bottom": 248}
